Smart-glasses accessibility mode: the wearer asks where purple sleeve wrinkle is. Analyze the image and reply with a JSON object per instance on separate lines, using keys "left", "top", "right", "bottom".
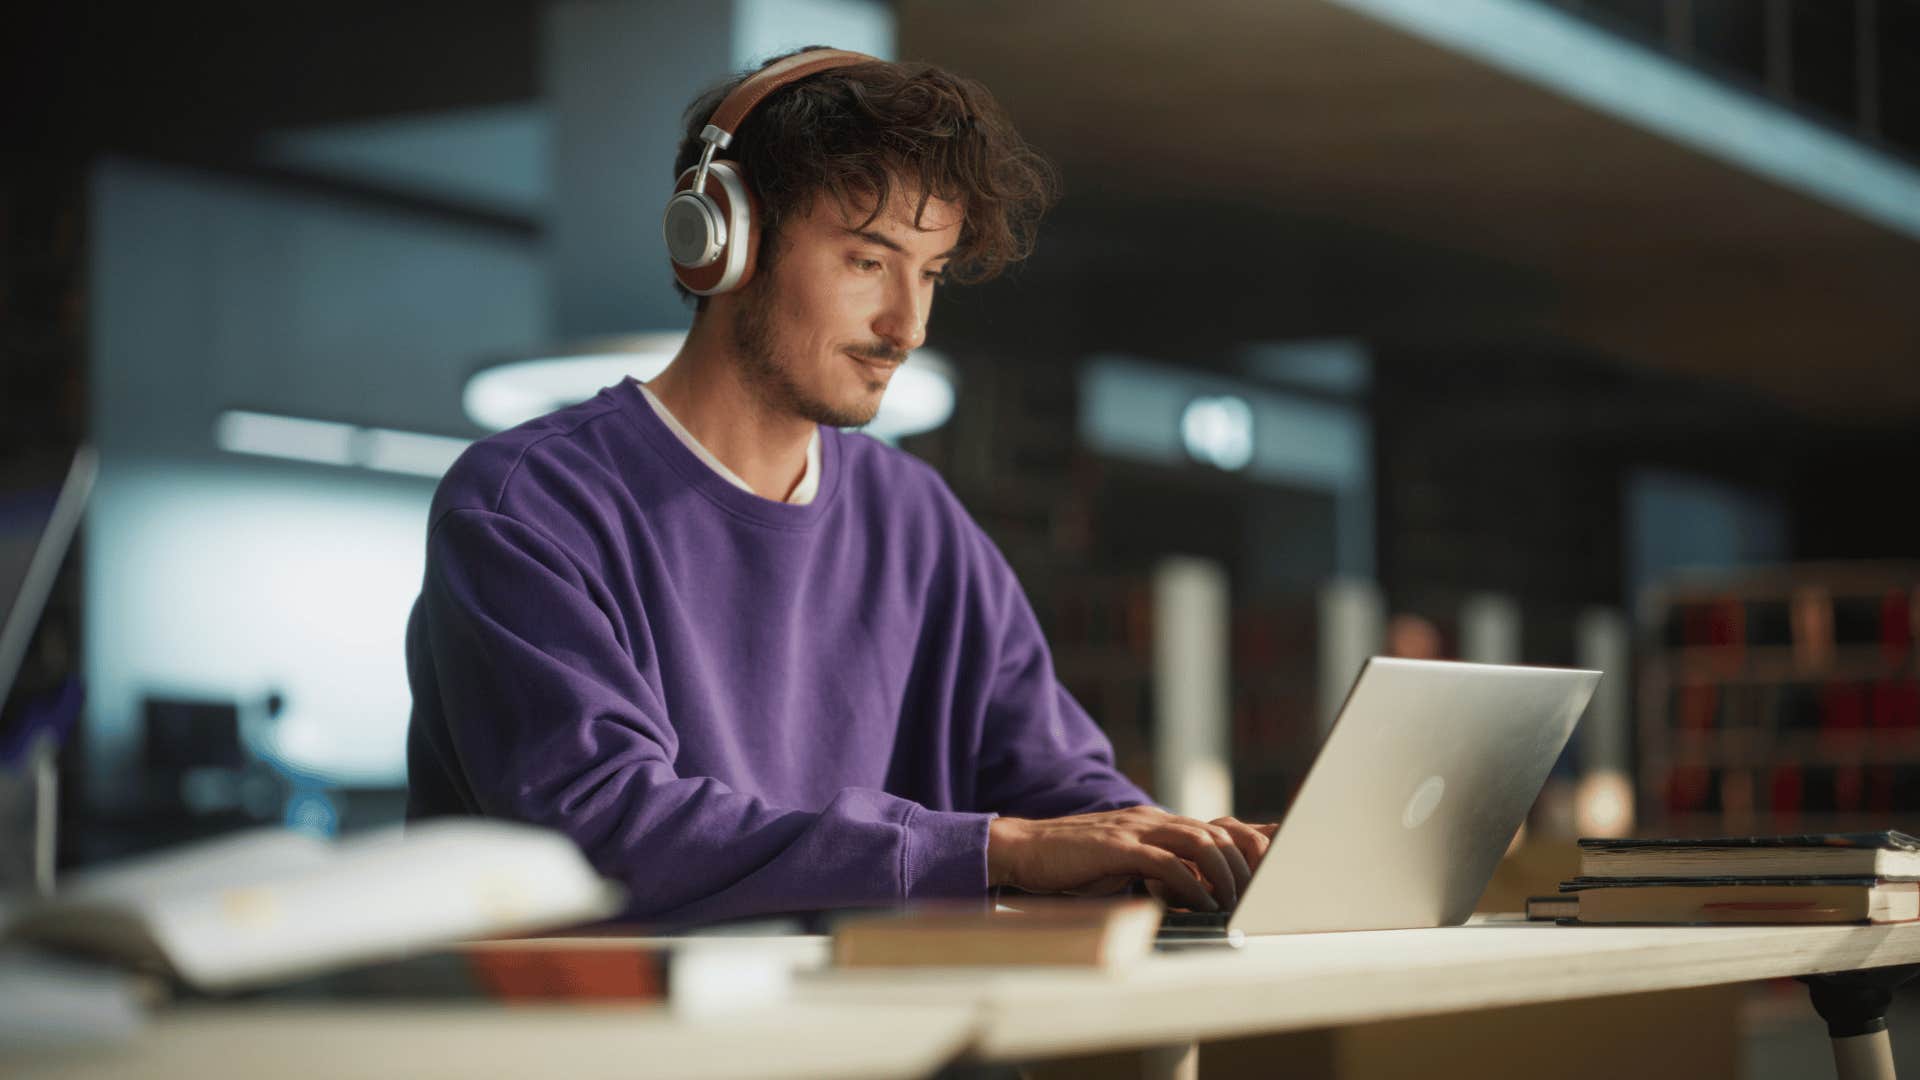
{"left": 418, "top": 508, "right": 993, "bottom": 924}
{"left": 966, "top": 526, "right": 1156, "bottom": 819}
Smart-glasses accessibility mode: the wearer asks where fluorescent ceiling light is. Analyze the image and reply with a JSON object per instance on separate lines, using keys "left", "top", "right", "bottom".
{"left": 361, "top": 428, "right": 471, "bottom": 478}
{"left": 1180, "top": 394, "right": 1256, "bottom": 471}
{"left": 215, "top": 411, "right": 356, "bottom": 467}
{"left": 866, "top": 354, "right": 956, "bottom": 444}
{"left": 463, "top": 334, "right": 958, "bottom": 443}
{"left": 1327, "top": 0, "right": 1920, "bottom": 241}
{"left": 463, "top": 334, "right": 684, "bottom": 432}
{"left": 214, "top": 410, "right": 470, "bottom": 479}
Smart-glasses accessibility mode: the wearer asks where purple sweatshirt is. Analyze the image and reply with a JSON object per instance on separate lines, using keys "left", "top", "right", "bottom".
{"left": 404, "top": 378, "right": 1151, "bottom": 925}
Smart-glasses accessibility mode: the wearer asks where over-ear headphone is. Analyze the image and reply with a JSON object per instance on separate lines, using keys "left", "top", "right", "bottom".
{"left": 663, "top": 48, "right": 877, "bottom": 296}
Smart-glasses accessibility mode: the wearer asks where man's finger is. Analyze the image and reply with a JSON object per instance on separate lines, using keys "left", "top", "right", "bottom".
{"left": 1205, "top": 823, "right": 1253, "bottom": 890}
{"left": 1134, "top": 847, "right": 1216, "bottom": 911}
{"left": 1146, "top": 823, "right": 1240, "bottom": 910}
{"left": 1211, "top": 817, "right": 1268, "bottom": 874}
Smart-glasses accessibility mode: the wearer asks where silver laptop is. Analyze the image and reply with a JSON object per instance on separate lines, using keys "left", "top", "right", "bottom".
{"left": 1220, "top": 657, "right": 1600, "bottom": 936}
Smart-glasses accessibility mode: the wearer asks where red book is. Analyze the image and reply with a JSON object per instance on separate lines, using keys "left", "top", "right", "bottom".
{"left": 1768, "top": 765, "right": 1804, "bottom": 816}
{"left": 1882, "top": 590, "right": 1912, "bottom": 665}
{"left": 461, "top": 938, "right": 668, "bottom": 1001}
{"left": 1821, "top": 682, "right": 1865, "bottom": 732}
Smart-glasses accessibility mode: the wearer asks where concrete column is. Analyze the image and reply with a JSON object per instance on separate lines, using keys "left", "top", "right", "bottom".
{"left": 1317, "top": 578, "right": 1383, "bottom": 737}
{"left": 1574, "top": 606, "right": 1635, "bottom": 835}
{"left": 1152, "top": 557, "right": 1233, "bottom": 821}
{"left": 1460, "top": 591, "right": 1522, "bottom": 665}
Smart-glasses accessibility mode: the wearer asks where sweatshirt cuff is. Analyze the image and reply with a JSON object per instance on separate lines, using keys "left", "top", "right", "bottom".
{"left": 901, "top": 806, "right": 996, "bottom": 901}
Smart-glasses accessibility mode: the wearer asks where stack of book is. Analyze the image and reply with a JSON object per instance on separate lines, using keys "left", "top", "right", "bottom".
{"left": 1529, "top": 831, "right": 1920, "bottom": 925}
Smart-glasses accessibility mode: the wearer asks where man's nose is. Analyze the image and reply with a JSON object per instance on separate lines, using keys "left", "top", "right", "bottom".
{"left": 873, "top": 278, "right": 928, "bottom": 353}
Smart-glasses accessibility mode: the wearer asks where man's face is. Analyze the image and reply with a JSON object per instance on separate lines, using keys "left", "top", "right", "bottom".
{"left": 728, "top": 185, "right": 962, "bottom": 429}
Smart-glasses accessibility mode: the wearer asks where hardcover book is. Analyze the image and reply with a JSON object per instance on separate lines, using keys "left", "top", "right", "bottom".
{"left": 1558, "top": 877, "right": 1917, "bottom": 926}
{"left": 831, "top": 898, "right": 1162, "bottom": 972}
{"left": 1577, "top": 831, "right": 1920, "bottom": 880}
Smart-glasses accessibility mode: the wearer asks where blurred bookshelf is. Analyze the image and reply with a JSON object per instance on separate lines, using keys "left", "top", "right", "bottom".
{"left": 1039, "top": 573, "right": 1156, "bottom": 795}
{"left": 1226, "top": 595, "right": 1321, "bottom": 821}
{"left": 1638, "top": 563, "right": 1920, "bottom": 838}
{"left": 1034, "top": 572, "right": 1321, "bottom": 822}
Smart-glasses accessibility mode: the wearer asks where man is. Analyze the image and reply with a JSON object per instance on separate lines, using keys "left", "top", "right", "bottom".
{"left": 405, "top": 48, "right": 1276, "bottom": 926}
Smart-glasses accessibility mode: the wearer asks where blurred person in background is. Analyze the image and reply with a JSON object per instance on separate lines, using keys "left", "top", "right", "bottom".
{"left": 404, "top": 48, "right": 1275, "bottom": 926}
{"left": 1385, "top": 614, "right": 1445, "bottom": 661}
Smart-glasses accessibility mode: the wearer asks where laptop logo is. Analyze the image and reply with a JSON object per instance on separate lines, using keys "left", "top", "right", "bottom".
{"left": 1403, "top": 775, "right": 1445, "bottom": 829}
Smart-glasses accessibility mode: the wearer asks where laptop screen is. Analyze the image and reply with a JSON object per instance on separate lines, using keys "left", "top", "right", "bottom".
{"left": 0, "top": 446, "right": 96, "bottom": 721}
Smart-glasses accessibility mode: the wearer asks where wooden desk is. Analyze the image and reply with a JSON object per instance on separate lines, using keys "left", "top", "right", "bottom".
{"left": 801, "top": 918, "right": 1920, "bottom": 1073}
{"left": 2, "top": 1001, "right": 973, "bottom": 1080}
{"left": 10, "top": 920, "right": 1919, "bottom": 1079}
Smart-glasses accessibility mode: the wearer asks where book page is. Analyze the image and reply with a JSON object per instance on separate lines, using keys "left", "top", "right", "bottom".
{"left": 60, "top": 829, "right": 333, "bottom": 906}
{"left": 144, "top": 819, "right": 624, "bottom": 990}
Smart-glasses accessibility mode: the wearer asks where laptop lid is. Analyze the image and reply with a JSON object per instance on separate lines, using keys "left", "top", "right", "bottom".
{"left": 0, "top": 445, "right": 97, "bottom": 713}
{"left": 1230, "top": 657, "right": 1599, "bottom": 935}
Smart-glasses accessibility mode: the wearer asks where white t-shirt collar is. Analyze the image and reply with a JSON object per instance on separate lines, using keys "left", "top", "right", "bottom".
{"left": 633, "top": 378, "right": 820, "bottom": 505}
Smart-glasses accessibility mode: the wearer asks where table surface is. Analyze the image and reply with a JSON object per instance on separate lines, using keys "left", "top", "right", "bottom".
{"left": 799, "top": 916, "right": 1920, "bottom": 1059}
{"left": 12, "top": 917, "right": 1920, "bottom": 1076}
{"left": 3, "top": 1000, "right": 976, "bottom": 1080}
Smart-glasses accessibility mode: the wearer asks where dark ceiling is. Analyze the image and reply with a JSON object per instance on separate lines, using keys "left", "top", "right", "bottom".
{"left": 8, "top": 0, "right": 1919, "bottom": 420}
{"left": 898, "top": 0, "right": 1920, "bottom": 420}
{"left": 5, "top": 3, "right": 537, "bottom": 161}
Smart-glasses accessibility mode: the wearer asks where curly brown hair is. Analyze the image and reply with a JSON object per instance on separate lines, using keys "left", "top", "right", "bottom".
{"left": 671, "top": 47, "right": 1058, "bottom": 308}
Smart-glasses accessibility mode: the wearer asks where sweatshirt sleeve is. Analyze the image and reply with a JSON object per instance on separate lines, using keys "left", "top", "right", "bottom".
{"left": 416, "top": 507, "right": 994, "bottom": 925}
{"left": 965, "top": 522, "right": 1158, "bottom": 819}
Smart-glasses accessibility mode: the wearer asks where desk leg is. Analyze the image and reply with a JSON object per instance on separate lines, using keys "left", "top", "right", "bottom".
{"left": 1136, "top": 1041, "right": 1198, "bottom": 1080}
{"left": 1800, "top": 964, "right": 1920, "bottom": 1080}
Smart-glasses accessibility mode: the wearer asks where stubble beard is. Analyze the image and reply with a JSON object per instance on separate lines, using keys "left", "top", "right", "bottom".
{"left": 730, "top": 278, "right": 884, "bottom": 430}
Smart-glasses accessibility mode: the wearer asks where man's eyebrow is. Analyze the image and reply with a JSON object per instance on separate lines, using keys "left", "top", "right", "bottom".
{"left": 844, "top": 227, "right": 956, "bottom": 261}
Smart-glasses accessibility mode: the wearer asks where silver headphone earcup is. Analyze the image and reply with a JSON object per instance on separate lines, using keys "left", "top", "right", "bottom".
{"left": 663, "top": 191, "right": 726, "bottom": 268}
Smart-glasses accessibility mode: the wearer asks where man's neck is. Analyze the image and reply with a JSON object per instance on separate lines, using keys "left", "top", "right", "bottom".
{"left": 644, "top": 317, "right": 816, "bottom": 502}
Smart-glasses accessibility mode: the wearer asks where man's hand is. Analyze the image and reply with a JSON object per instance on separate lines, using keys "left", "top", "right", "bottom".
{"left": 987, "top": 807, "right": 1279, "bottom": 912}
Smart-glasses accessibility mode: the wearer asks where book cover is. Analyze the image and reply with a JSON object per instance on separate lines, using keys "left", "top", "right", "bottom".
{"left": 1560, "top": 879, "right": 1917, "bottom": 926}
{"left": 1524, "top": 895, "right": 1578, "bottom": 921}
{"left": 831, "top": 899, "right": 1162, "bottom": 972}
{"left": 1578, "top": 831, "right": 1919, "bottom": 852}
{"left": 1576, "top": 832, "right": 1920, "bottom": 880}
{"left": 1562, "top": 875, "right": 1883, "bottom": 889}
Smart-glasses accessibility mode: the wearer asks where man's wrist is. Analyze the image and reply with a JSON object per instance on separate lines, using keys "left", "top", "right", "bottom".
{"left": 986, "top": 816, "right": 1028, "bottom": 888}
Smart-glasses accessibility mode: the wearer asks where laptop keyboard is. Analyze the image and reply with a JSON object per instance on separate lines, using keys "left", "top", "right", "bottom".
{"left": 1155, "top": 908, "right": 1241, "bottom": 945}
{"left": 1159, "top": 909, "right": 1234, "bottom": 930}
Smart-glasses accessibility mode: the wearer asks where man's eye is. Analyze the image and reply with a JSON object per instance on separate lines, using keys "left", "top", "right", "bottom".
{"left": 924, "top": 270, "right": 949, "bottom": 285}
{"left": 851, "top": 257, "right": 882, "bottom": 272}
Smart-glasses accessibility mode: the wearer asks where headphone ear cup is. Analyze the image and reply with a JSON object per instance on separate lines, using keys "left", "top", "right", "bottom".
{"left": 719, "top": 160, "right": 761, "bottom": 294}
{"left": 668, "top": 160, "right": 759, "bottom": 296}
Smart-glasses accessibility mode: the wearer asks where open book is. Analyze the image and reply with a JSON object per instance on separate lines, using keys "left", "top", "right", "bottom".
{"left": 2, "top": 819, "right": 625, "bottom": 991}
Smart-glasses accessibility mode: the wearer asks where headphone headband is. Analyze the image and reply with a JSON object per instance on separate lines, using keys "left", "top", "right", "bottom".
{"left": 700, "top": 48, "right": 877, "bottom": 148}
{"left": 666, "top": 48, "right": 879, "bottom": 296}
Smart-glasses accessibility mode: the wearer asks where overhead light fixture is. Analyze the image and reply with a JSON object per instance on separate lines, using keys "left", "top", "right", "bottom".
{"left": 214, "top": 410, "right": 470, "bottom": 478}
{"left": 1180, "top": 394, "right": 1256, "bottom": 472}
{"left": 462, "top": 333, "right": 957, "bottom": 444}
{"left": 214, "top": 411, "right": 357, "bottom": 468}
{"left": 462, "top": 333, "right": 684, "bottom": 433}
